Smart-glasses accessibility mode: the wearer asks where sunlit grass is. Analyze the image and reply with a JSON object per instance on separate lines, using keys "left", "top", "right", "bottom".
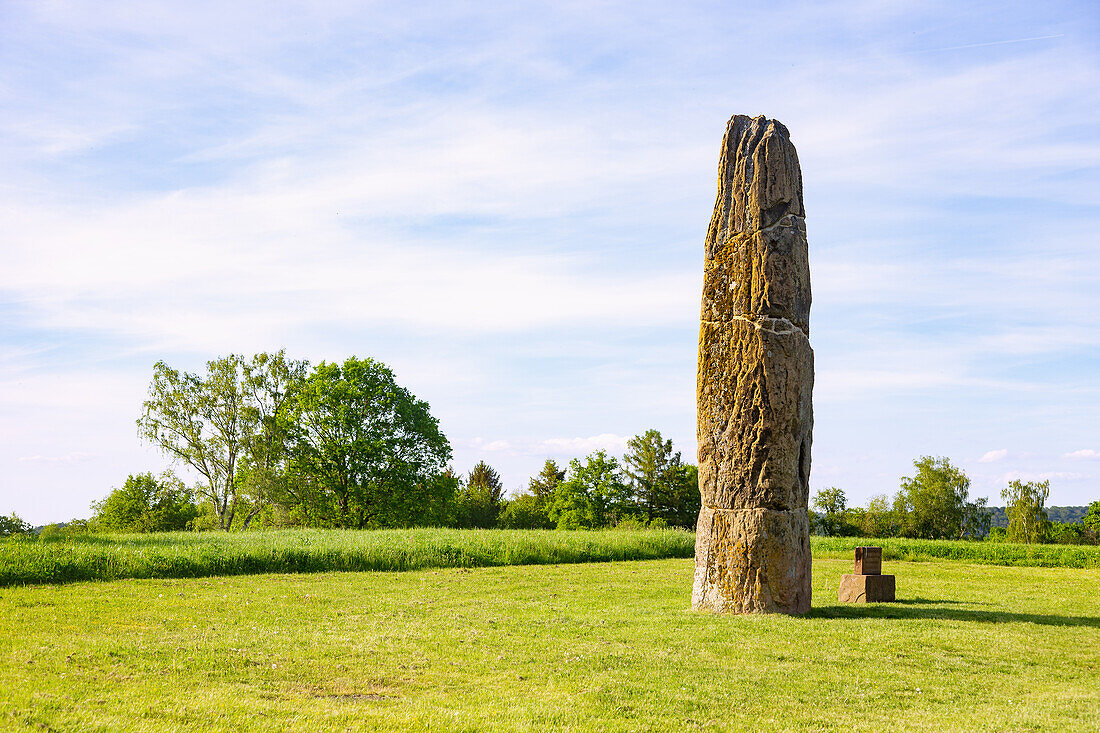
{"left": 812, "top": 535, "right": 1100, "bottom": 568}
{"left": 0, "top": 528, "right": 695, "bottom": 586}
{"left": 1, "top": 557, "right": 1097, "bottom": 731}
{"left": 4, "top": 529, "right": 1097, "bottom": 588}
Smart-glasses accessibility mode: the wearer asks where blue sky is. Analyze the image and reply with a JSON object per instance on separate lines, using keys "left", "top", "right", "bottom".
{"left": 2, "top": 1, "right": 1098, "bottom": 524}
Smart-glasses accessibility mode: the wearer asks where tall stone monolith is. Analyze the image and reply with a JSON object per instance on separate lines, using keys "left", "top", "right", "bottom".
{"left": 692, "top": 115, "right": 813, "bottom": 615}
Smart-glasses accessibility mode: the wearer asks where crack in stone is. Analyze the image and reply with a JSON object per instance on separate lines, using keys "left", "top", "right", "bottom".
{"left": 700, "top": 315, "right": 808, "bottom": 340}
{"left": 758, "top": 213, "right": 805, "bottom": 234}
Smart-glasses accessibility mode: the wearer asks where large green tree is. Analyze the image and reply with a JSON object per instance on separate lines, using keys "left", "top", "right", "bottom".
{"left": 235, "top": 351, "right": 308, "bottom": 529}
{"left": 137, "top": 352, "right": 305, "bottom": 531}
{"left": 1002, "top": 479, "right": 1051, "bottom": 544}
{"left": 894, "top": 456, "right": 987, "bottom": 539}
{"left": 284, "top": 357, "right": 451, "bottom": 528}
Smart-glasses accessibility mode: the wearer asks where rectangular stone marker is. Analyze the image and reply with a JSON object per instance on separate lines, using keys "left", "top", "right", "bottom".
{"left": 839, "top": 546, "right": 895, "bottom": 603}
{"left": 854, "top": 546, "right": 881, "bottom": 575}
{"left": 838, "top": 574, "right": 895, "bottom": 603}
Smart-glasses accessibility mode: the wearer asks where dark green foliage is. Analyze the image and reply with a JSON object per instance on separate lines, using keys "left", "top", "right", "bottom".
{"left": 1083, "top": 501, "right": 1100, "bottom": 534}
{"left": 90, "top": 472, "right": 198, "bottom": 533}
{"left": 458, "top": 462, "right": 505, "bottom": 528}
{"left": 527, "top": 459, "right": 565, "bottom": 503}
{"left": 975, "top": 505, "right": 1095, "bottom": 530}
{"left": 499, "top": 459, "right": 560, "bottom": 529}
{"left": 622, "top": 429, "right": 682, "bottom": 524}
{"left": 499, "top": 493, "right": 553, "bottom": 529}
{"left": 664, "top": 464, "right": 701, "bottom": 530}
{"left": 284, "top": 357, "right": 452, "bottom": 529}
{"left": 0, "top": 513, "right": 32, "bottom": 538}
{"left": 962, "top": 495, "right": 992, "bottom": 540}
{"left": 1049, "top": 521, "right": 1098, "bottom": 545}
{"left": 1002, "top": 479, "right": 1051, "bottom": 544}
{"left": 894, "top": 456, "right": 987, "bottom": 539}
{"left": 1046, "top": 505, "right": 1089, "bottom": 525}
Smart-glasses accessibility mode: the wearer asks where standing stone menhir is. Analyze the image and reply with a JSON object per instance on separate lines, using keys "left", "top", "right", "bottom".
{"left": 692, "top": 115, "right": 813, "bottom": 615}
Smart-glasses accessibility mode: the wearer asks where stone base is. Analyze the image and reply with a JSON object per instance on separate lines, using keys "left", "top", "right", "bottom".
{"left": 838, "top": 574, "right": 895, "bottom": 603}
{"left": 692, "top": 505, "right": 811, "bottom": 615}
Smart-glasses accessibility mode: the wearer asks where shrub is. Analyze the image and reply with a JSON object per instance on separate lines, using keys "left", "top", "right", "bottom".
{"left": 90, "top": 472, "right": 199, "bottom": 533}
{"left": 498, "top": 494, "right": 553, "bottom": 529}
{"left": 0, "top": 513, "right": 32, "bottom": 538}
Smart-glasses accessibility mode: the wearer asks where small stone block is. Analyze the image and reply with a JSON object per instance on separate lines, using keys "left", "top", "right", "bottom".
{"left": 854, "top": 546, "right": 882, "bottom": 575}
{"left": 839, "top": 573, "right": 895, "bottom": 603}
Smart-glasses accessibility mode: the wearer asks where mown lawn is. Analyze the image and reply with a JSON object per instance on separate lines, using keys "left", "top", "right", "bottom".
{"left": 2, "top": 557, "right": 1097, "bottom": 732}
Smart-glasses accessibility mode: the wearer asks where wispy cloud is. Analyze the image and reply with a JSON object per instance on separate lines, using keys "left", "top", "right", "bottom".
{"left": 2, "top": 1, "right": 1099, "bottom": 521}
{"left": 464, "top": 433, "right": 630, "bottom": 459}
{"left": 979, "top": 449, "right": 1008, "bottom": 463}
{"left": 1064, "top": 449, "right": 1100, "bottom": 460}
{"left": 998, "top": 471, "right": 1086, "bottom": 484}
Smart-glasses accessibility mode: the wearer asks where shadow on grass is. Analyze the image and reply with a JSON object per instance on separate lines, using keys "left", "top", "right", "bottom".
{"left": 808, "top": 601, "right": 1100, "bottom": 628}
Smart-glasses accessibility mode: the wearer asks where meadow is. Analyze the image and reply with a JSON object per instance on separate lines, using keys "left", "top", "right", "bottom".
{"left": 0, "top": 528, "right": 697, "bottom": 587}
{"left": 812, "top": 535, "right": 1100, "bottom": 568}
{"left": 1, "top": 554, "right": 1097, "bottom": 732}
{"left": 3, "top": 529, "right": 1098, "bottom": 588}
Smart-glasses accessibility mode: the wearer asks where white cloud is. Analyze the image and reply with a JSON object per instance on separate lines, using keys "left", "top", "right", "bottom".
{"left": 979, "top": 449, "right": 1008, "bottom": 463}
{"left": 1064, "top": 449, "right": 1100, "bottom": 460}
{"left": 539, "top": 434, "right": 629, "bottom": 456}
{"left": 998, "top": 471, "right": 1086, "bottom": 484}
{"left": 3, "top": 0, "right": 1100, "bottom": 520}
{"left": 463, "top": 433, "right": 630, "bottom": 459}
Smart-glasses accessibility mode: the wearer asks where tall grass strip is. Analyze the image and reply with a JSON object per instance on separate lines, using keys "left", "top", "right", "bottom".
{"left": 0, "top": 528, "right": 695, "bottom": 587}
{"left": 811, "top": 536, "right": 1100, "bottom": 569}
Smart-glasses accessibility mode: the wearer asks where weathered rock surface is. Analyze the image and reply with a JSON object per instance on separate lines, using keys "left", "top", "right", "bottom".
{"left": 693, "top": 115, "right": 813, "bottom": 615}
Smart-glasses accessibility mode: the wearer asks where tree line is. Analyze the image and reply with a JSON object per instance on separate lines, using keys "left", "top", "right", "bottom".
{"left": 22, "top": 352, "right": 699, "bottom": 534}
{"left": 812, "top": 456, "right": 1100, "bottom": 545}
{"left": 6, "top": 351, "right": 1097, "bottom": 542}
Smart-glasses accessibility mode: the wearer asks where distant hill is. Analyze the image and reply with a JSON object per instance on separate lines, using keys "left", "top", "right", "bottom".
{"left": 985, "top": 506, "right": 1089, "bottom": 528}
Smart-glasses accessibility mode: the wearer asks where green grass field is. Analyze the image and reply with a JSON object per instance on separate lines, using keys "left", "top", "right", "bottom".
{"left": 812, "top": 535, "right": 1100, "bottom": 568}
{"left": 2, "top": 554, "right": 1098, "bottom": 732}
{"left": 4, "top": 529, "right": 1098, "bottom": 588}
{"left": 0, "top": 528, "right": 696, "bottom": 587}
